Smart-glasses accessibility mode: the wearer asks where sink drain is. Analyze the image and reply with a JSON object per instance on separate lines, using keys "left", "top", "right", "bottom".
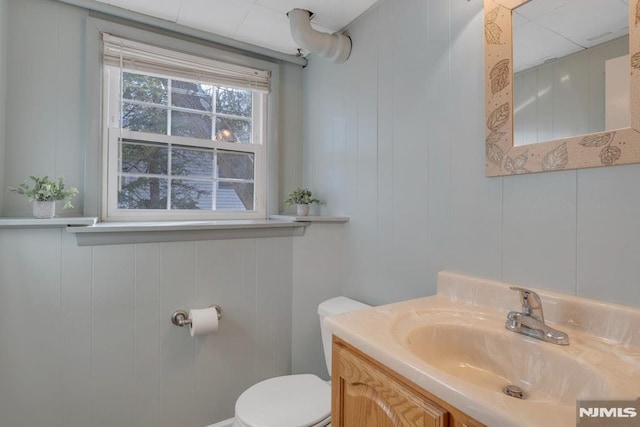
{"left": 503, "top": 385, "right": 526, "bottom": 399}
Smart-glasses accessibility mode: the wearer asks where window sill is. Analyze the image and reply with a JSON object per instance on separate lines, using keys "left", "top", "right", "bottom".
{"left": 0, "top": 217, "right": 98, "bottom": 229}
{"left": 65, "top": 219, "right": 310, "bottom": 246}
{"left": 269, "top": 215, "right": 349, "bottom": 223}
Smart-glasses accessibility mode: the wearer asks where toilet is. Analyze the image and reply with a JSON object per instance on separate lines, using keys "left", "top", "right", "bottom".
{"left": 232, "top": 296, "right": 370, "bottom": 427}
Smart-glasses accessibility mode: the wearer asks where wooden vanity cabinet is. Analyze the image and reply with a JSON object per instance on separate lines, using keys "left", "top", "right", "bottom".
{"left": 331, "top": 337, "right": 484, "bottom": 427}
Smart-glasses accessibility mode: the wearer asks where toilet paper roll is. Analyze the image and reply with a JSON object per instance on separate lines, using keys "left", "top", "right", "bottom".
{"left": 188, "top": 307, "right": 219, "bottom": 337}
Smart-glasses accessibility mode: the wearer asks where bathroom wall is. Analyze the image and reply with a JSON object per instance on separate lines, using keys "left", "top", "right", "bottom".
{"left": 0, "top": 0, "right": 7, "bottom": 215}
{"left": 291, "top": 223, "right": 344, "bottom": 378}
{"left": 303, "top": 0, "right": 640, "bottom": 308}
{"left": 0, "top": 0, "right": 305, "bottom": 217}
{"left": 3, "top": 0, "right": 87, "bottom": 216}
{"left": 0, "top": 0, "right": 316, "bottom": 426}
{"left": 0, "top": 230, "right": 294, "bottom": 426}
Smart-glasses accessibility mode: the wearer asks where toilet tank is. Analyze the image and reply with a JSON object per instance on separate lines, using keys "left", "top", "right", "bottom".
{"left": 317, "top": 297, "right": 370, "bottom": 375}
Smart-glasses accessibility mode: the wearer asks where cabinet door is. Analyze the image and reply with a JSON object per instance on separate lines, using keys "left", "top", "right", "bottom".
{"left": 333, "top": 343, "right": 447, "bottom": 427}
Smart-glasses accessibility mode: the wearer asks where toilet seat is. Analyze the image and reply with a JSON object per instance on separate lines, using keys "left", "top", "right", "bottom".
{"left": 234, "top": 374, "right": 331, "bottom": 427}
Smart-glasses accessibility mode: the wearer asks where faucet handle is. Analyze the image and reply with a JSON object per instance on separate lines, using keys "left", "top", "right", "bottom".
{"left": 509, "top": 286, "right": 544, "bottom": 322}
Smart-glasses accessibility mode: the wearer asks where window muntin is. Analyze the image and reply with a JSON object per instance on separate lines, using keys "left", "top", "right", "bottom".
{"left": 115, "top": 136, "right": 256, "bottom": 211}
{"left": 121, "top": 71, "right": 254, "bottom": 144}
{"left": 104, "top": 67, "right": 266, "bottom": 220}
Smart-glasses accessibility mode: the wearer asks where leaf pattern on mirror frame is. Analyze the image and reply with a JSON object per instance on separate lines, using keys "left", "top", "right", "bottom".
{"left": 487, "top": 103, "right": 510, "bottom": 132}
{"left": 504, "top": 150, "right": 529, "bottom": 175}
{"left": 486, "top": 143, "right": 504, "bottom": 166}
{"left": 485, "top": 22, "right": 503, "bottom": 45}
{"left": 484, "top": 7, "right": 502, "bottom": 44}
{"left": 600, "top": 146, "right": 622, "bottom": 166}
{"left": 542, "top": 142, "right": 569, "bottom": 171}
{"left": 486, "top": 6, "right": 499, "bottom": 23}
{"left": 632, "top": 52, "right": 640, "bottom": 69}
{"left": 490, "top": 59, "right": 510, "bottom": 95}
{"left": 486, "top": 131, "right": 506, "bottom": 145}
{"left": 579, "top": 132, "right": 615, "bottom": 148}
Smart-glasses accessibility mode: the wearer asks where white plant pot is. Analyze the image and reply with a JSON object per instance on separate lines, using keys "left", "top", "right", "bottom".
{"left": 32, "top": 201, "right": 56, "bottom": 219}
{"left": 296, "top": 204, "right": 309, "bottom": 216}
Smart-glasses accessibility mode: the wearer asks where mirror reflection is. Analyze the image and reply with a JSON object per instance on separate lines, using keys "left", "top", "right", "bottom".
{"left": 513, "top": 0, "right": 629, "bottom": 146}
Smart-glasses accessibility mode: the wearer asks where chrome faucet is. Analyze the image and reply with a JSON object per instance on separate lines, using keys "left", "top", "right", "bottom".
{"left": 505, "top": 287, "right": 569, "bottom": 345}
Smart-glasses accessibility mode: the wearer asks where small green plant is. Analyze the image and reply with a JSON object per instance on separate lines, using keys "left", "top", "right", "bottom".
{"left": 284, "top": 188, "right": 322, "bottom": 206}
{"left": 9, "top": 176, "right": 79, "bottom": 209}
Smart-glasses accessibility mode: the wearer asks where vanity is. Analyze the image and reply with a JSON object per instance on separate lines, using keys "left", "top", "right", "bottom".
{"left": 332, "top": 338, "right": 483, "bottom": 427}
{"left": 325, "top": 272, "right": 640, "bottom": 426}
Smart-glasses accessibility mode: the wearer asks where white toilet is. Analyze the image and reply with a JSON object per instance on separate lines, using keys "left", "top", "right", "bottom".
{"left": 232, "top": 296, "right": 370, "bottom": 427}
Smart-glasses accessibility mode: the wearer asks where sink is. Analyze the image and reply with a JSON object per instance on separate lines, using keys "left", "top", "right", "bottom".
{"left": 395, "top": 311, "right": 612, "bottom": 406}
{"left": 325, "top": 272, "right": 640, "bottom": 426}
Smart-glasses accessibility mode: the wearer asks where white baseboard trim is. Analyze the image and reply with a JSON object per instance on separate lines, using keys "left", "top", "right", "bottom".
{"left": 205, "top": 418, "right": 234, "bottom": 427}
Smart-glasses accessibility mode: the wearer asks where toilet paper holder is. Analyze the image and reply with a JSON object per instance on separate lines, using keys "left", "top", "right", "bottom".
{"left": 171, "top": 305, "right": 222, "bottom": 327}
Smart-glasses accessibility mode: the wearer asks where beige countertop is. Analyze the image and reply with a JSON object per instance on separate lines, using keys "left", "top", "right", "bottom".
{"left": 325, "top": 271, "right": 640, "bottom": 427}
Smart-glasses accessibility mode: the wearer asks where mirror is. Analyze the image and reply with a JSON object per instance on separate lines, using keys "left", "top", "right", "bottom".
{"left": 513, "top": 0, "right": 629, "bottom": 146}
{"left": 484, "top": 0, "right": 640, "bottom": 176}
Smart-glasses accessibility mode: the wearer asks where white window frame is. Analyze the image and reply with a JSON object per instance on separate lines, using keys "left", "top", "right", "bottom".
{"left": 101, "top": 53, "right": 268, "bottom": 221}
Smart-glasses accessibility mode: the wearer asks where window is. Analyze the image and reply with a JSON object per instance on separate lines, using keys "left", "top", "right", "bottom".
{"left": 102, "top": 35, "right": 269, "bottom": 220}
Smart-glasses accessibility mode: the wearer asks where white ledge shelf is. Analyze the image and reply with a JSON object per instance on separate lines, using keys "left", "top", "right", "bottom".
{"left": 269, "top": 215, "right": 349, "bottom": 223}
{"left": 0, "top": 217, "right": 98, "bottom": 229}
{"left": 66, "top": 219, "right": 309, "bottom": 246}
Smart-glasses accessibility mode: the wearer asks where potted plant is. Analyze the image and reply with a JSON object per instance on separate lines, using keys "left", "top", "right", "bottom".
{"left": 9, "top": 176, "right": 79, "bottom": 219}
{"left": 284, "top": 188, "right": 322, "bottom": 216}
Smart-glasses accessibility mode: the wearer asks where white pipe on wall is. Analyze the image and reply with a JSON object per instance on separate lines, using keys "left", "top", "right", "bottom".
{"left": 288, "top": 9, "right": 351, "bottom": 64}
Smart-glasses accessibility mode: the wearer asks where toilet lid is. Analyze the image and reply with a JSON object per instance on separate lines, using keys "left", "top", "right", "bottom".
{"left": 235, "top": 374, "right": 331, "bottom": 427}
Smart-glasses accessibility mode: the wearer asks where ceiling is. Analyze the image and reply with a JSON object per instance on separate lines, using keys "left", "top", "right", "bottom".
{"left": 92, "top": 0, "right": 379, "bottom": 57}
{"left": 513, "top": 0, "right": 629, "bottom": 72}
{"left": 88, "top": 0, "right": 629, "bottom": 67}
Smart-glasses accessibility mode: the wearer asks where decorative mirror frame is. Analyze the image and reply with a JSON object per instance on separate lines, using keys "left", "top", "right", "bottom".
{"left": 484, "top": 0, "right": 640, "bottom": 176}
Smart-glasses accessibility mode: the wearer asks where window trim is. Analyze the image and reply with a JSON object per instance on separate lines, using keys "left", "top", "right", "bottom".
{"left": 101, "top": 49, "right": 270, "bottom": 222}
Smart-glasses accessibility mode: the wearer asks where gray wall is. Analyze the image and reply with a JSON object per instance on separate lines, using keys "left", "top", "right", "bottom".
{"left": 0, "top": 0, "right": 312, "bottom": 426}
{"left": 0, "top": 0, "right": 305, "bottom": 218}
{"left": 3, "top": 0, "right": 87, "bottom": 216}
{"left": 303, "top": 0, "right": 640, "bottom": 308}
{"left": 0, "top": 231, "right": 294, "bottom": 426}
{"left": 0, "top": 0, "right": 7, "bottom": 214}
{"left": 292, "top": 223, "right": 344, "bottom": 378}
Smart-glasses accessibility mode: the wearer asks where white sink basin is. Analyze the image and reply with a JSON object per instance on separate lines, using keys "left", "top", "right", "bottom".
{"left": 396, "top": 313, "right": 612, "bottom": 406}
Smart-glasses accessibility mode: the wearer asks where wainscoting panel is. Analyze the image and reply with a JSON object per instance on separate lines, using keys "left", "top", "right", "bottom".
{"left": 0, "top": 230, "right": 293, "bottom": 426}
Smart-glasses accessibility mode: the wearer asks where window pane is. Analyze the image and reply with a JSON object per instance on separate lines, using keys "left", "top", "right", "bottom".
{"left": 216, "top": 87, "right": 252, "bottom": 117}
{"left": 171, "top": 80, "right": 213, "bottom": 112}
{"left": 171, "top": 147, "right": 214, "bottom": 177}
{"left": 171, "top": 179, "right": 213, "bottom": 210}
{"left": 118, "top": 177, "right": 168, "bottom": 209}
{"left": 217, "top": 151, "right": 254, "bottom": 180}
{"left": 123, "top": 103, "right": 168, "bottom": 134}
{"left": 216, "top": 181, "right": 253, "bottom": 210}
{"left": 120, "top": 142, "right": 168, "bottom": 175}
{"left": 123, "top": 72, "right": 168, "bottom": 104}
{"left": 215, "top": 117, "right": 251, "bottom": 144}
{"left": 171, "top": 111, "right": 212, "bottom": 139}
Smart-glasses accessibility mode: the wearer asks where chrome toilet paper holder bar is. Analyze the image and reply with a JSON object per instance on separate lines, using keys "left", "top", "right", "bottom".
{"left": 171, "top": 305, "right": 222, "bottom": 327}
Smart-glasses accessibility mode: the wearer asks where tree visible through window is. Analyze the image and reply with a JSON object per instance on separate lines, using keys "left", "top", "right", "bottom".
{"left": 109, "top": 71, "right": 260, "bottom": 214}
